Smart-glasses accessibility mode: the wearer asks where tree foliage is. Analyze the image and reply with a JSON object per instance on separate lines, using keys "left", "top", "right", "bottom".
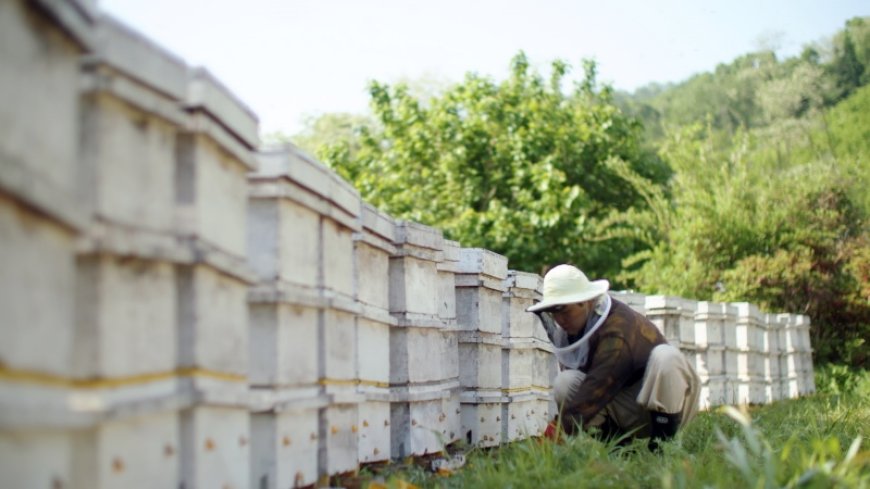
{"left": 321, "top": 53, "right": 665, "bottom": 277}
{"left": 610, "top": 117, "right": 869, "bottom": 366}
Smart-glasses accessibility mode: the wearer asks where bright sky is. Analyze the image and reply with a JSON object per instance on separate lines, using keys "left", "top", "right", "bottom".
{"left": 100, "top": 0, "right": 867, "bottom": 136}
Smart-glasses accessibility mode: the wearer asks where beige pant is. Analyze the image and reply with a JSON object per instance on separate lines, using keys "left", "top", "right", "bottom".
{"left": 553, "top": 344, "right": 700, "bottom": 437}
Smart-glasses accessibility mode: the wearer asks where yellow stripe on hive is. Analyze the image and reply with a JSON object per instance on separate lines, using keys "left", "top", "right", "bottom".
{"left": 317, "top": 378, "right": 360, "bottom": 387}
{"left": 501, "top": 385, "right": 553, "bottom": 394}
{"left": 0, "top": 365, "right": 246, "bottom": 388}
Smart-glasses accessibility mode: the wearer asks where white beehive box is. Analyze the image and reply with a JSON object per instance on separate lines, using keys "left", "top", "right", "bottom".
{"left": 502, "top": 271, "right": 542, "bottom": 339}
{"left": 247, "top": 189, "right": 321, "bottom": 289}
{"left": 502, "top": 392, "right": 549, "bottom": 442}
{"left": 502, "top": 340, "right": 535, "bottom": 390}
{"left": 456, "top": 249, "right": 507, "bottom": 334}
{"left": 685, "top": 350, "right": 709, "bottom": 379}
{"left": 179, "top": 406, "right": 250, "bottom": 489}
{"left": 781, "top": 376, "right": 801, "bottom": 399}
{"left": 793, "top": 314, "right": 812, "bottom": 352}
{"left": 1, "top": 0, "right": 92, "bottom": 233}
{"left": 532, "top": 347, "right": 558, "bottom": 391}
{"left": 749, "top": 380, "right": 769, "bottom": 405}
{"left": 177, "top": 264, "right": 249, "bottom": 377}
{"left": 0, "top": 426, "right": 74, "bottom": 489}
{"left": 357, "top": 203, "right": 396, "bottom": 313}
{"left": 73, "top": 410, "right": 180, "bottom": 489}
{"left": 733, "top": 302, "right": 764, "bottom": 351}
{"left": 460, "top": 391, "right": 504, "bottom": 447}
{"left": 250, "top": 406, "right": 319, "bottom": 489}
{"left": 390, "top": 327, "right": 458, "bottom": 385}
{"left": 390, "top": 388, "right": 460, "bottom": 458}
{"left": 0, "top": 409, "right": 179, "bottom": 489}
{"left": 695, "top": 302, "right": 727, "bottom": 347}
{"left": 459, "top": 332, "right": 503, "bottom": 390}
{"left": 176, "top": 68, "right": 257, "bottom": 260}
{"left": 698, "top": 377, "right": 727, "bottom": 410}
{"left": 357, "top": 318, "right": 392, "bottom": 465}
{"left": 456, "top": 284, "right": 505, "bottom": 335}
{"left": 644, "top": 296, "right": 698, "bottom": 348}
{"left": 774, "top": 313, "right": 791, "bottom": 353}
{"left": 780, "top": 350, "right": 801, "bottom": 378}
{"left": 702, "top": 345, "right": 726, "bottom": 377}
{"left": 322, "top": 216, "right": 360, "bottom": 304}
{"left": 389, "top": 221, "right": 444, "bottom": 323}
{"left": 357, "top": 400, "right": 390, "bottom": 464}
{"left": 322, "top": 402, "right": 359, "bottom": 476}
{"left": 436, "top": 239, "right": 462, "bottom": 324}
{"left": 320, "top": 307, "right": 359, "bottom": 386}
{"left": 732, "top": 379, "right": 751, "bottom": 405}
{"left": 357, "top": 316, "right": 392, "bottom": 390}
{"left": 768, "top": 376, "right": 783, "bottom": 403}
{"left": 724, "top": 349, "right": 753, "bottom": 381}
{"left": 248, "top": 301, "right": 319, "bottom": 387}
{"left": 356, "top": 277, "right": 394, "bottom": 467}
{"left": 73, "top": 255, "right": 175, "bottom": 378}
{"left": 248, "top": 387, "right": 327, "bottom": 489}
{"left": 0, "top": 197, "right": 77, "bottom": 377}
{"left": 611, "top": 291, "right": 647, "bottom": 315}
{"left": 764, "top": 314, "right": 782, "bottom": 381}
{"left": 721, "top": 303, "right": 740, "bottom": 350}
{"left": 78, "top": 16, "right": 187, "bottom": 235}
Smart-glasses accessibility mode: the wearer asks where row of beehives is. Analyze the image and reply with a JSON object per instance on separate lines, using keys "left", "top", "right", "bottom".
{"left": 0, "top": 5, "right": 557, "bottom": 488}
{"left": 246, "top": 164, "right": 560, "bottom": 487}
{"left": 614, "top": 292, "right": 816, "bottom": 410}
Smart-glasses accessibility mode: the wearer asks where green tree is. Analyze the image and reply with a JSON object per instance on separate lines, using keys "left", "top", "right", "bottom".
{"left": 321, "top": 52, "right": 662, "bottom": 278}
{"left": 831, "top": 31, "right": 866, "bottom": 99}
{"left": 606, "top": 121, "right": 869, "bottom": 366}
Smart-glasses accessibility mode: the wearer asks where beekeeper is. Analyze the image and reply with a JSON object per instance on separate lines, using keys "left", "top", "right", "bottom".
{"left": 527, "top": 264, "right": 700, "bottom": 450}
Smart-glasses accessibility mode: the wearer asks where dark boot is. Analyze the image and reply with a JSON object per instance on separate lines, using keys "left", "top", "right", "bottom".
{"left": 591, "top": 416, "right": 629, "bottom": 446}
{"left": 648, "top": 411, "right": 681, "bottom": 452}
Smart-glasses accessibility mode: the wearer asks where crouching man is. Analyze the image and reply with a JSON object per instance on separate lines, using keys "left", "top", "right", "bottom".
{"left": 527, "top": 264, "right": 700, "bottom": 450}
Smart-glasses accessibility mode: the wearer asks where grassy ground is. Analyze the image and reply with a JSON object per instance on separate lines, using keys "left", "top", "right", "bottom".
{"left": 359, "top": 367, "right": 869, "bottom": 488}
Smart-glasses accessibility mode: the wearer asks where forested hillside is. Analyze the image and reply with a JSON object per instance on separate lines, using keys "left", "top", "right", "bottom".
{"left": 290, "top": 17, "right": 870, "bottom": 367}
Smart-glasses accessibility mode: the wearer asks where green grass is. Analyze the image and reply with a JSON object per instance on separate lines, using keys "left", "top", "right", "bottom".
{"left": 362, "top": 368, "right": 870, "bottom": 488}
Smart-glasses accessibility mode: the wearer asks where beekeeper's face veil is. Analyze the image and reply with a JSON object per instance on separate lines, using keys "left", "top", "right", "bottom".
{"left": 527, "top": 265, "right": 611, "bottom": 369}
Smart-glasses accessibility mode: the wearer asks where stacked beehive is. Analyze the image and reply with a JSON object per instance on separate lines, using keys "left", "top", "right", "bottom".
{"left": 760, "top": 313, "right": 782, "bottom": 403}
{"left": 435, "top": 239, "right": 463, "bottom": 448}
{"left": 501, "top": 271, "right": 556, "bottom": 442}
{"left": 777, "top": 313, "right": 815, "bottom": 399}
{"left": 1, "top": 2, "right": 95, "bottom": 488}
{"left": 355, "top": 203, "right": 397, "bottom": 464}
{"left": 718, "top": 303, "right": 742, "bottom": 405}
{"left": 1, "top": 6, "right": 261, "bottom": 487}
{"left": 795, "top": 315, "right": 816, "bottom": 396}
{"left": 389, "top": 222, "right": 460, "bottom": 457}
{"left": 75, "top": 16, "right": 196, "bottom": 489}
{"left": 645, "top": 296, "right": 699, "bottom": 349}
{"left": 730, "top": 303, "right": 765, "bottom": 405}
{"left": 248, "top": 145, "right": 362, "bottom": 486}
{"left": 456, "top": 249, "right": 508, "bottom": 447}
{"left": 175, "top": 60, "right": 260, "bottom": 489}
{"left": 694, "top": 302, "right": 729, "bottom": 409}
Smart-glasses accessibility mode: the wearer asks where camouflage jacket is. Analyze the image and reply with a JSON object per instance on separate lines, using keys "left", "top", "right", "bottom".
{"left": 566, "top": 298, "right": 666, "bottom": 426}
